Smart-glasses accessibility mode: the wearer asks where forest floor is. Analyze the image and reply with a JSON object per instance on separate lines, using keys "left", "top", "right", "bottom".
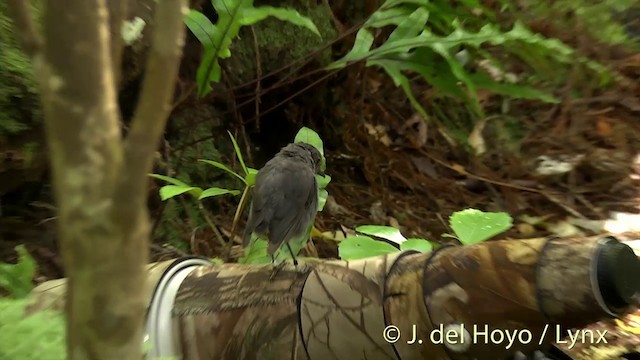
{"left": 1, "top": 52, "right": 640, "bottom": 282}
{"left": 1, "top": 28, "right": 640, "bottom": 360}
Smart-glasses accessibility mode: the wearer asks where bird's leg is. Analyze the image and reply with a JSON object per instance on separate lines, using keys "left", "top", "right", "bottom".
{"left": 285, "top": 242, "right": 298, "bottom": 268}
{"left": 269, "top": 255, "right": 286, "bottom": 281}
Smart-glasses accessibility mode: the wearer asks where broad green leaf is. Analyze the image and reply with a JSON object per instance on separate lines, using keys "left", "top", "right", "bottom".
{"left": 227, "top": 131, "right": 249, "bottom": 176}
{"left": 316, "top": 175, "right": 331, "bottom": 212}
{"left": 0, "top": 245, "right": 36, "bottom": 298}
{"left": 400, "top": 238, "right": 433, "bottom": 253}
{"left": 317, "top": 189, "right": 329, "bottom": 212}
{"left": 294, "top": 127, "right": 324, "bottom": 156}
{"left": 198, "top": 187, "right": 241, "bottom": 200}
{"left": 239, "top": 7, "right": 321, "bottom": 37}
{"left": 449, "top": 208, "right": 513, "bottom": 245}
{"left": 281, "top": 225, "right": 312, "bottom": 259}
{"left": 238, "top": 238, "right": 272, "bottom": 264}
{"left": 159, "top": 185, "right": 202, "bottom": 201}
{"left": 294, "top": 127, "right": 326, "bottom": 171}
{"left": 198, "top": 159, "right": 246, "bottom": 184}
{"left": 239, "top": 226, "right": 312, "bottom": 264}
{"left": 209, "top": 258, "right": 225, "bottom": 265}
{"left": 316, "top": 174, "right": 331, "bottom": 190}
{"left": 149, "top": 174, "right": 191, "bottom": 187}
{"left": 355, "top": 225, "right": 407, "bottom": 245}
{"left": 338, "top": 236, "right": 399, "bottom": 260}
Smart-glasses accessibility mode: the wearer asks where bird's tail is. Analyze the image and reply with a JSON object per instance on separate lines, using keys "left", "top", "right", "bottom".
{"left": 242, "top": 226, "right": 253, "bottom": 248}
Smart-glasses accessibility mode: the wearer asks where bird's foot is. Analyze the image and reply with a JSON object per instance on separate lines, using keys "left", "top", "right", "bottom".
{"left": 269, "top": 258, "right": 287, "bottom": 281}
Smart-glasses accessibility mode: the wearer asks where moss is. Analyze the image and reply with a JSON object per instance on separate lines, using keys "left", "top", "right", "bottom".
{"left": 0, "top": 0, "right": 43, "bottom": 142}
{"left": 224, "top": 3, "right": 337, "bottom": 85}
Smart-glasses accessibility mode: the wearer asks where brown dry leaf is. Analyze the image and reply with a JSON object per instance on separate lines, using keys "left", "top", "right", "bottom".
{"left": 451, "top": 163, "right": 467, "bottom": 175}
{"left": 545, "top": 220, "right": 584, "bottom": 237}
{"left": 621, "top": 53, "right": 640, "bottom": 67}
{"left": 368, "top": 77, "right": 382, "bottom": 93}
{"left": 519, "top": 214, "right": 554, "bottom": 226}
{"left": 476, "top": 89, "right": 493, "bottom": 104}
{"left": 398, "top": 113, "right": 428, "bottom": 148}
{"left": 595, "top": 116, "right": 614, "bottom": 137}
{"left": 319, "top": 230, "right": 346, "bottom": 241}
{"left": 516, "top": 223, "right": 536, "bottom": 236}
{"left": 388, "top": 217, "right": 400, "bottom": 229}
{"left": 409, "top": 156, "right": 438, "bottom": 179}
{"left": 364, "top": 123, "right": 392, "bottom": 146}
{"left": 468, "top": 119, "right": 487, "bottom": 155}
{"left": 615, "top": 314, "right": 640, "bottom": 335}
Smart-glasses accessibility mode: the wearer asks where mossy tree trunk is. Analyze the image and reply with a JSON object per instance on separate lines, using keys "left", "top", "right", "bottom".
{"left": 7, "top": 0, "right": 188, "bottom": 359}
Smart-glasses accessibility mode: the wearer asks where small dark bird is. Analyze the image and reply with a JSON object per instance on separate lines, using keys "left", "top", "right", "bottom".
{"left": 243, "top": 142, "right": 323, "bottom": 265}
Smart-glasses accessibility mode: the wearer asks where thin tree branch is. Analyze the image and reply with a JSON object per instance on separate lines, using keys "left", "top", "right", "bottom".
{"left": 115, "top": 0, "right": 188, "bottom": 212}
{"left": 106, "top": 0, "right": 128, "bottom": 87}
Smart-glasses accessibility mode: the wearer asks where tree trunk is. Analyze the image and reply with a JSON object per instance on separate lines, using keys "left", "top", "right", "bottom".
{"left": 7, "top": 0, "right": 188, "bottom": 358}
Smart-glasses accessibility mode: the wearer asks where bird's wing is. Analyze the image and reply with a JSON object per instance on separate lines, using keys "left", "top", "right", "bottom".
{"left": 266, "top": 165, "right": 318, "bottom": 254}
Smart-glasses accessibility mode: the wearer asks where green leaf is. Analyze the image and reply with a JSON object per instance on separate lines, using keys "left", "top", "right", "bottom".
{"left": 238, "top": 238, "right": 272, "bottom": 264}
{"left": 449, "top": 208, "right": 513, "bottom": 245}
{"left": 400, "top": 48, "right": 472, "bottom": 103}
{"left": 338, "top": 235, "right": 399, "bottom": 260}
{"left": 316, "top": 174, "right": 331, "bottom": 190}
{"left": 240, "top": 225, "right": 314, "bottom": 264}
{"left": 245, "top": 168, "right": 258, "bottom": 186}
{"left": 317, "top": 189, "right": 329, "bottom": 212}
{"left": 183, "top": 10, "right": 216, "bottom": 49}
{"left": 469, "top": 72, "right": 559, "bottom": 103}
{"left": 149, "top": 174, "right": 191, "bottom": 187}
{"left": 159, "top": 185, "right": 203, "bottom": 201}
{"left": 294, "top": 127, "right": 324, "bottom": 156}
{"left": 314, "top": 175, "right": 331, "bottom": 212}
{"left": 239, "top": 7, "right": 321, "bottom": 37}
{"left": 294, "top": 127, "right": 327, "bottom": 171}
{"left": 400, "top": 238, "right": 433, "bottom": 253}
{"left": 369, "top": 58, "right": 431, "bottom": 119}
{"left": 198, "top": 159, "right": 246, "bottom": 184}
{"left": 386, "top": 7, "right": 429, "bottom": 43}
{"left": 198, "top": 187, "right": 241, "bottom": 200}
{"left": 185, "top": 1, "right": 320, "bottom": 97}
{"left": 227, "top": 130, "right": 249, "bottom": 176}
{"left": 364, "top": 8, "right": 415, "bottom": 28}
{"left": 209, "top": 257, "right": 224, "bottom": 265}
{"left": 190, "top": 0, "right": 245, "bottom": 96}
{"left": 326, "top": 28, "right": 374, "bottom": 69}
{"left": 355, "top": 225, "right": 407, "bottom": 245}
{"left": 326, "top": 12, "right": 588, "bottom": 119}
{"left": 0, "top": 245, "right": 36, "bottom": 298}
{"left": 380, "top": 0, "right": 431, "bottom": 10}
{"left": 0, "top": 298, "right": 67, "bottom": 358}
